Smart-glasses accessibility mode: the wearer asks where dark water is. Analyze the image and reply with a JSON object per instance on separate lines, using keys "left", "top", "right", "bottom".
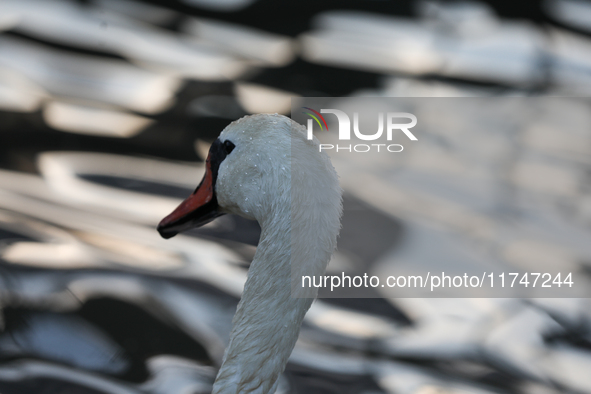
{"left": 1, "top": 0, "right": 591, "bottom": 393}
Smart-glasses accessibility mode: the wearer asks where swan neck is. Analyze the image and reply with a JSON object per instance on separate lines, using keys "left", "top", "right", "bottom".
{"left": 211, "top": 208, "right": 326, "bottom": 393}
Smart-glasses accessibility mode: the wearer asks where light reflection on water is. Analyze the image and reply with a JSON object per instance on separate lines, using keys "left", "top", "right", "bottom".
{"left": 1, "top": 0, "right": 591, "bottom": 393}
{"left": 1, "top": 122, "right": 591, "bottom": 393}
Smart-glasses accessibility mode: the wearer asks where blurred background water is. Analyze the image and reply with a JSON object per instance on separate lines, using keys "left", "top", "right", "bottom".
{"left": 1, "top": 0, "right": 591, "bottom": 393}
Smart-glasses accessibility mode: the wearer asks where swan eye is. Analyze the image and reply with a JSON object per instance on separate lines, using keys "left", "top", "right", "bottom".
{"left": 223, "top": 140, "right": 235, "bottom": 154}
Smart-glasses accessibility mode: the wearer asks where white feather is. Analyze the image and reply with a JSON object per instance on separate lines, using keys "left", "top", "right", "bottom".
{"left": 211, "top": 114, "right": 342, "bottom": 394}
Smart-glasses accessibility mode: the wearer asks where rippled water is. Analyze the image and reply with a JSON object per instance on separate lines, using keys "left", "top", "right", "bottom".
{"left": 2, "top": 1, "right": 591, "bottom": 393}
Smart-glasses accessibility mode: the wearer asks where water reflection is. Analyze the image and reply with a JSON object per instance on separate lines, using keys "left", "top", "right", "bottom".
{"left": 1, "top": 0, "right": 591, "bottom": 393}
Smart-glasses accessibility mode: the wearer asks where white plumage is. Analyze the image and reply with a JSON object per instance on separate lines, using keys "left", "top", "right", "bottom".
{"left": 160, "top": 113, "right": 342, "bottom": 393}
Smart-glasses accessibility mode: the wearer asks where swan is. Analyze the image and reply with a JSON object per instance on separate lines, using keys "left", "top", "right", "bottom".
{"left": 157, "top": 113, "right": 342, "bottom": 393}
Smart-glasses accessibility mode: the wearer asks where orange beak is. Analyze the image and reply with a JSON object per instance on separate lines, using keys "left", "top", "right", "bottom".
{"left": 157, "top": 153, "right": 223, "bottom": 239}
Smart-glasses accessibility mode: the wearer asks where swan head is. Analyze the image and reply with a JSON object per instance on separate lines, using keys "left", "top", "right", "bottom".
{"left": 158, "top": 113, "right": 342, "bottom": 392}
{"left": 158, "top": 113, "right": 339, "bottom": 239}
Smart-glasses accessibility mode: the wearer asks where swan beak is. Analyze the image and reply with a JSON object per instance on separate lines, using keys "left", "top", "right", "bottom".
{"left": 157, "top": 161, "right": 223, "bottom": 239}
